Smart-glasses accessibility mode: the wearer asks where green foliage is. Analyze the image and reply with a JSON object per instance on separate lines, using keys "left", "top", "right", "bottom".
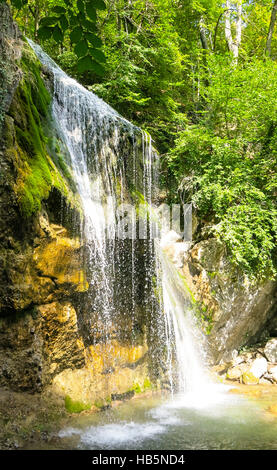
{"left": 65, "top": 395, "right": 91, "bottom": 413}
{"left": 168, "top": 57, "right": 277, "bottom": 279}
{"left": 9, "top": 45, "right": 75, "bottom": 217}
{"left": 6, "top": 0, "right": 106, "bottom": 75}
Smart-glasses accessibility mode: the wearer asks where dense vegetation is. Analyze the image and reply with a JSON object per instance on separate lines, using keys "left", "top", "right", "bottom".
{"left": 4, "top": 0, "right": 277, "bottom": 279}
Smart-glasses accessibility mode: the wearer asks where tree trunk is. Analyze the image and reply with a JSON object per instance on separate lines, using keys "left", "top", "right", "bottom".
{"left": 265, "top": 0, "right": 277, "bottom": 57}
{"left": 225, "top": 1, "right": 242, "bottom": 64}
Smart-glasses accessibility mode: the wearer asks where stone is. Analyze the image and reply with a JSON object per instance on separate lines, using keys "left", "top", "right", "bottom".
{"left": 249, "top": 357, "right": 268, "bottom": 379}
{"left": 268, "top": 405, "right": 277, "bottom": 417}
{"left": 226, "top": 364, "right": 248, "bottom": 381}
{"left": 264, "top": 338, "right": 277, "bottom": 363}
{"left": 242, "top": 372, "right": 259, "bottom": 385}
{"left": 269, "top": 365, "right": 277, "bottom": 383}
{"left": 160, "top": 230, "right": 182, "bottom": 248}
{"left": 33, "top": 235, "right": 88, "bottom": 292}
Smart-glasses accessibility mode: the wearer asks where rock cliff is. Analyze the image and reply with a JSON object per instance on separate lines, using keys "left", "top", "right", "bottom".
{"left": 0, "top": 4, "right": 154, "bottom": 406}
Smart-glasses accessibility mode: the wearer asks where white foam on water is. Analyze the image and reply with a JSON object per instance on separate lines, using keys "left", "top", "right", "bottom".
{"left": 78, "top": 421, "right": 165, "bottom": 448}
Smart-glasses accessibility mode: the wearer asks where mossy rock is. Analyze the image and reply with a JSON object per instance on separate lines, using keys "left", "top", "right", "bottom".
{"left": 64, "top": 395, "right": 91, "bottom": 413}
{"left": 242, "top": 372, "right": 259, "bottom": 385}
{"left": 7, "top": 43, "right": 79, "bottom": 218}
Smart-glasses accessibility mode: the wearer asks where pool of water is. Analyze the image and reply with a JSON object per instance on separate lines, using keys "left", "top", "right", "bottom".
{"left": 26, "top": 385, "right": 277, "bottom": 450}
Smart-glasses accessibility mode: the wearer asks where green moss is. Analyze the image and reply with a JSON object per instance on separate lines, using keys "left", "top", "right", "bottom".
{"left": 94, "top": 399, "right": 106, "bottom": 409}
{"left": 64, "top": 395, "right": 91, "bottom": 413}
{"left": 143, "top": 378, "right": 152, "bottom": 391}
{"left": 8, "top": 43, "right": 78, "bottom": 218}
{"left": 130, "top": 382, "right": 142, "bottom": 394}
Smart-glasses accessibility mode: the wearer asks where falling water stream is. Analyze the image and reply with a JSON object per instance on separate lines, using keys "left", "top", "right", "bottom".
{"left": 26, "top": 41, "right": 277, "bottom": 450}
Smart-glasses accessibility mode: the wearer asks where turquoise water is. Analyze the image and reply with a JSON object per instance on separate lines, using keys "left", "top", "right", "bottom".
{"left": 30, "top": 387, "right": 277, "bottom": 450}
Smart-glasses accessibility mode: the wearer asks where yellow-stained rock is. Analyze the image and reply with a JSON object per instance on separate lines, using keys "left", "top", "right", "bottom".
{"left": 226, "top": 364, "right": 248, "bottom": 381}
{"left": 268, "top": 405, "right": 277, "bottom": 417}
{"left": 51, "top": 339, "right": 149, "bottom": 405}
{"left": 33, "top": 235, "right": 88, "bottom": 292}
{"left": 242, "top": 371, "right": 259, "bottom": 385}
{"left": 86, "top": 341, "right": 148, "bottom": 375}
{"left": 37, "top": 301, "right": 86, "bottom": 373}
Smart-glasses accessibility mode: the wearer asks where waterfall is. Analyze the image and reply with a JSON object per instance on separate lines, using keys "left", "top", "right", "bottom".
{"left": 28, "top": 39, "right": 210, "bottom": 396}
{"left": 156, "top": 247, "right": 210, "bottom": 395}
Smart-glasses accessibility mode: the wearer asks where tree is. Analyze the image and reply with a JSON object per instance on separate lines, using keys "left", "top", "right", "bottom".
{"left": 224, "top": 0, "right": 242, "bottom": 63}
{"left": 1, "top": 0, "right": 107, "bottom": 74}
{"left": 265, "top": 0, "right": 277, "bottom": 57}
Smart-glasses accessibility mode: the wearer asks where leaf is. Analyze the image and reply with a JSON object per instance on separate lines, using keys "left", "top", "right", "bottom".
{"left": 90, "top": 60, "right": 105, "bottom": 75}
{"left": 77, "top": 0, "right": 85, "bottom": 13}
{"left": 92, "top": 0, "right": 106, "bottom": 11}
{"left": 77, "top": 55, "right": 93, "bottom": 73}
{"left": 11, "top": 0, "right": 22, "bottom": 9}
{"left": 77, "top": 56, "right": 105, "bottom": 75}
{"left": 52, "top": 25, "right": 63, "bottom": 43}
{"left": 86, "top": 32, "right": 103, "bottom": 48}
{"left": 89, "top": 48, "right": 106, "bottom": 63}
{"left": 74, "top": 39, "right": 88, "bottom": 57}
{"left": 86, "top": 3, "right": 96, "bottom": 21}
{"left": 59, "top": 15, "right": 69, "bottom": 32}
{"left": 37, "top": 26, "right": 53, "bottom": 40}
{"left": 52, "top": 6, "right": 66, "bottom": 14}
{"left": 77, "top": 11, "right": 86, "bottom": 22}
{"left": 70, "top": 27, "right": 83, "bottom": 43}
{"left": 83, "top": 20, "right": 97, "bottom": 32}
{"left": 39, "top": 17, "right": 59, "bottom": 27}
{"left": 69, "top": 15, "right": 78, "bottom": 26}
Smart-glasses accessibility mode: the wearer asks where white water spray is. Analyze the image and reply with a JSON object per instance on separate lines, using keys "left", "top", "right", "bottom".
{"left": 29, "top": 39, "right": 212, "bottom": 396}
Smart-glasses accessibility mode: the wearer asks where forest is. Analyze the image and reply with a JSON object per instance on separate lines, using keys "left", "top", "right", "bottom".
{"left": 5, "top": 0, "right": 277, "bottom": 281}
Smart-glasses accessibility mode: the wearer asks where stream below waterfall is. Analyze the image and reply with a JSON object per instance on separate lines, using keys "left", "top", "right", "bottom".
{"left": 24, "top": 388, "right": 277, "bottom": 450}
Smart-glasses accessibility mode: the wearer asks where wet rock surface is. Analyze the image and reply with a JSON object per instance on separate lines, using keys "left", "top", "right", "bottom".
{"left": 0, "top": 6, "right": 157, "bottom": 406}
{"left": 161, "top": 231, "right": 277, "bottom": 364}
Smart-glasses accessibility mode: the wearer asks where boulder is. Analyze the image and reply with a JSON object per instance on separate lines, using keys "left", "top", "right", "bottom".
{"left": 242, "top": 372, "right": 259, "bottom": 385}
{"left": 264, "top": 338, "right": 277, "bottom": 363}
{"left": 226, "top": 364, "right": 248, "bottom": 381}
{"left": 249, "top": 357, "right": 267, "bottom": 379}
